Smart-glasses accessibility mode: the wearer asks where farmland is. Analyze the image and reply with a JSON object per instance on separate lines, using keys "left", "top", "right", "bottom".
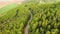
{"left": 0, "top": 0, "right": 60, "bottom": 34}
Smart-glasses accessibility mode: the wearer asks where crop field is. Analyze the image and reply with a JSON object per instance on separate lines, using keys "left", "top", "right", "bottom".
{"left": 28, "top": 2, "right": 60, "bottom": 34}
{"left": 0, "top": 0, "right": 60, "bottom": 34}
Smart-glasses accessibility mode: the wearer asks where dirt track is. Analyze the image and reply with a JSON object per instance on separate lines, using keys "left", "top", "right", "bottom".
{"left": 24, "top": 11, "right": 33, "bottom": 34}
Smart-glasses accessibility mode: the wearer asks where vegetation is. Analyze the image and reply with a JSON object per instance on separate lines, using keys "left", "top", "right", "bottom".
{"left": 0, "top": 1, "right": 60, "bottom": 34}
{"left": 28, "top": 2, "right": 60, "bottom": 34}
{"left": 0, "top": 4, "right": 30, "bottom": 34}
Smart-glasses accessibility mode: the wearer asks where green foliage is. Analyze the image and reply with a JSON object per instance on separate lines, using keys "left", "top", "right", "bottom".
{"left": 28, "top": 2, "right": 60, "bottom": 34}
{"left": 0, "top": 1, "right": 60, "bottom": 34}
{"left": 0, "top": 4, "right": 30, "bottom": 34}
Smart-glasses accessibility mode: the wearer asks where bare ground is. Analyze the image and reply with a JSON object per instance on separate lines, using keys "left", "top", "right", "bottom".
{"left": 0, "top": 0, "right": 24, "bottom": 8}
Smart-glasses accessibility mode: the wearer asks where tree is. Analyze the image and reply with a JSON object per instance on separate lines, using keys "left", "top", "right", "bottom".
{"left": 46, "top": 31, "right": 50, "bottom": 34}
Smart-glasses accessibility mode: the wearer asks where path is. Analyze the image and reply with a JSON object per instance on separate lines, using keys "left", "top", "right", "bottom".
{"left": 24, "top": 11, "right": 33, "bottom": 34}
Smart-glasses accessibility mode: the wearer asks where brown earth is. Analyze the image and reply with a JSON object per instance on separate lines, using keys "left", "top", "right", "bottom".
{"left": 0, "top": 0, "right": 24, "bottom": 8}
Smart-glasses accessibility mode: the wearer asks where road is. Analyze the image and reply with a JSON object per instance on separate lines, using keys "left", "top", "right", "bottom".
{"left": 24, "top": 11, "right": 33, "bottom": 34}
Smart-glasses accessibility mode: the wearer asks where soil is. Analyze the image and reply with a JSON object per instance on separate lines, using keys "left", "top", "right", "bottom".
{"left": 0, "top": 0, "right": 24, "bottom": 8}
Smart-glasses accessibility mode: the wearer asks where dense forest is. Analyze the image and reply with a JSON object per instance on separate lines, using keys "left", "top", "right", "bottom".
{"left": 0, "top": 0, "right": 60, "bottom": 34}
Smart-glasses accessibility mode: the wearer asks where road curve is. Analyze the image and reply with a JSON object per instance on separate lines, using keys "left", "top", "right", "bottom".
{"left": 24, "top": 11, "right": 33, "bottom": 34}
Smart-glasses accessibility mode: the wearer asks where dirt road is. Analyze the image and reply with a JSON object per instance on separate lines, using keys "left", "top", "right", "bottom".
{"left": 24, "top": 11, "right": 33, "bottom": 34}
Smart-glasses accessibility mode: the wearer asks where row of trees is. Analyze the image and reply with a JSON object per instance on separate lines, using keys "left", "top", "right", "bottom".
{"left": 0, "top": 4, "right": 30, "bottom": 34}
{"left": 28, "top": 2, "right": 60, "bottom": 34}
{"left": 0, "top": 0, "right": 60, "bottom": 34}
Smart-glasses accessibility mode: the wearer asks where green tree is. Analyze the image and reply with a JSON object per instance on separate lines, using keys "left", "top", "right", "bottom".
{"left": 46, "top": 31, "right": 50, "bottom": 34}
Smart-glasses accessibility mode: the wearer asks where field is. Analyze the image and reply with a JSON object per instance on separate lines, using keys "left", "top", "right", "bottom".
{"left": 0, "top": 0, "right": 60, "bottom": 34}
